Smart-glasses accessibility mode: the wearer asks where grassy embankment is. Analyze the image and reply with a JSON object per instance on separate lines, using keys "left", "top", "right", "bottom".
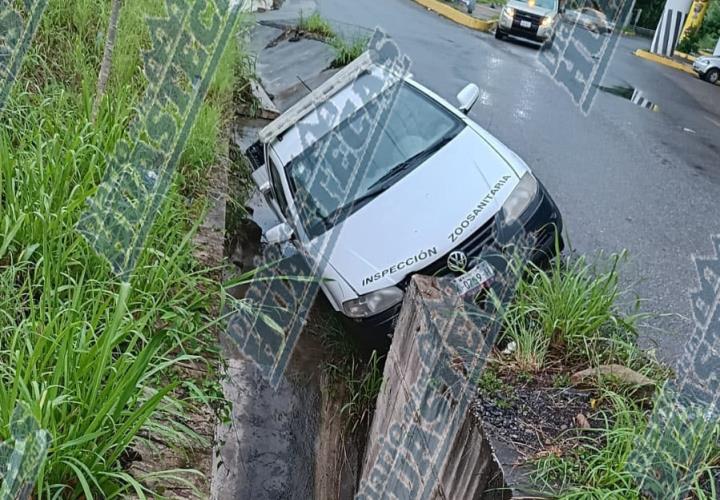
{"left": 484, "top": 249, "right": 720, "bottom": 498}
{"left": 0, "top": 1, "right": 250, "bottom": 497}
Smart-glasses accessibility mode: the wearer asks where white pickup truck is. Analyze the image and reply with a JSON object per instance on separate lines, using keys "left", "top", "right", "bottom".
{"left": 496, "top": 0, "right": 562, "bottom": 47}
{"left": 246, "top": 52, "right": 563, "bottom": 336}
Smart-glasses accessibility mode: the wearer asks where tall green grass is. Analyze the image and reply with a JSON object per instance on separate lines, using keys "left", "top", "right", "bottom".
{"left": 298, "top": 12, "right": 335, "bottom": 38}
{"left": 326, "top": 350, "right": 385, "bottom": 434}
{"left": 0, "top": 0, "right": 247, "bottom": 496}
{"left": 532, "top": 391, "right": 720, "bottom": 499}
{"left": 533, "top": 391, "right": 649, "bottom": 499}
{"left": 500, "top": 251, "right": 648, "bottom": 371}
{"left": 493, "top": 250, "right": 715, "bottom": 497}
{"left": 330, "top": 36, "right": 370, "bottom": 68}
{"left": 296, "top": 12, "right": 369, "bottom": 68}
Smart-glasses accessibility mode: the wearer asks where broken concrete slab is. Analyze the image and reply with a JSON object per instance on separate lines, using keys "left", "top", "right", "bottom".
{"left": 230, "top": 117, "right": 271, "bottom": 152}
{"left": 572, "top": 364, "right": 657, "bottom": 401}
{"left": 571, "top": 364, "right": 655, "bottom": 388}
{"left": 256, "top": 36, "right": 336, "bottom": 98}
{"left": 248, "top": 22, "right": 285, "bottom": 60}
{"left": 272, "top": 67, "right": 340, "bottom": 112}
{"left": 485, "top": 434, "right": 546, "bottom": 499}
{"left": 250, "top": 80, "right": 281, "bottom": 119}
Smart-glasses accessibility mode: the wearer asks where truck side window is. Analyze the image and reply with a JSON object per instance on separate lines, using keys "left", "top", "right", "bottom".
{"left": 268, "top": 158, "right": 289, "bottom": 217}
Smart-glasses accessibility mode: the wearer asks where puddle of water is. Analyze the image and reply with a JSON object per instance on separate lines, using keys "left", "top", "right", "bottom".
{"left": 596, "top": 85, "right": 660, "bottom": 112}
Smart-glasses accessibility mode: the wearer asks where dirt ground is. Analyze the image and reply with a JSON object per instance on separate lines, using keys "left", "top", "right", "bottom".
{"left": 472, "top": 370, "right": 596, "bottom": 458}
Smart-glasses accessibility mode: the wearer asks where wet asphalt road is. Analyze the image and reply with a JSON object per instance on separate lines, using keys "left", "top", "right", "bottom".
{"left": 310, "top": 0, "right": 720, "bottom": 363}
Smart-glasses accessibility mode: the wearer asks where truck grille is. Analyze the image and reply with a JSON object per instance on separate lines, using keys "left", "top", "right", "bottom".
{"left": 512, "top": 10, "right": 543, "bottom": 33}
{"left": 398, "top": 217, "right": 497, "bottom": 289}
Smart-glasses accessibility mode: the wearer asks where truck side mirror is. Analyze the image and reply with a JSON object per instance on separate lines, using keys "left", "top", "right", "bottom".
{"left": 266, "top": 222, "right": 294, "bottom": 245}
{"left": 457, "top": 84, "right": 480, "bottom": 114}
{"left": 251, "top": 164, "right": 271, "bottom": 194}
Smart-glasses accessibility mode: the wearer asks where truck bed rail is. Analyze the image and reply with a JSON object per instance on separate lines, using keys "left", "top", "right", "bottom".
{"left": 258, "top": 51, "right": 376, "bottom": 144}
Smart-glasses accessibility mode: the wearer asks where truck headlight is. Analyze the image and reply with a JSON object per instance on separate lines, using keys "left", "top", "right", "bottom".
{"left": 343, "top": 286, "right": 404, "bottom": 318}
{"left": 502, "top": 173, "right": 538, "bottom": 223}
{"left": 540, "top": 16, "right": 553, "bottom": 28}
{"left": 502, "top": 6, "right": 515, "bottom": 18}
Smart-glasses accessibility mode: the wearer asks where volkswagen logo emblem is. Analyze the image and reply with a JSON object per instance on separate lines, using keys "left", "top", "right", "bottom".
{"left": 447, "top": 251, "right": 468, "bottom": 273}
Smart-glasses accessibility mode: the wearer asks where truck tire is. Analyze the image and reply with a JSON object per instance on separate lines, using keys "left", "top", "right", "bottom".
{"left": 495, "top": 28, "right": 505, "bottom": 39}
{"left": 703, "top": 68, "right": 719, "bottom": 84}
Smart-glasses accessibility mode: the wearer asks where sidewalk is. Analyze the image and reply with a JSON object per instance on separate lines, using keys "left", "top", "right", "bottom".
{"left": 412, "top": 0, "right": 498, "bottom": 32}
{"left": 471, "top": 3, "right": 502, "bottom": 21}
{"left": 634, "top": 48, "right": 697, "bottom": 76}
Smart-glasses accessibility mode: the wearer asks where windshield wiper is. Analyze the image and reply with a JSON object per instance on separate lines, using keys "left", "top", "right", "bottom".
{"left": 306, "top": 129, "right": 461, "bottom": 235}
{"left": 369, "top": 131, "right": 459, "bottom": 189}
{"left": 310, "top": 184, "right": 392, "bottom": 233}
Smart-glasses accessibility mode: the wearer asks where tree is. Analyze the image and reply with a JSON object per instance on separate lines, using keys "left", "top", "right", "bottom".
{"left": 678, "top": 0, "right": 720, "bottom": 53}
{"left": 634, "top": 0, "right": 665, "bottom": 29}
{"left": 92, "top": 0, "right": 123, "bottom": 122}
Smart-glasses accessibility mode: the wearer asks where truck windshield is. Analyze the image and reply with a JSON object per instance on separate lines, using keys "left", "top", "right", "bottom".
{"left": 516, "top": 0, "right": 556, "bottom": 9}
{"left": 285, "top": 82, "right": 463, "bottom": 239}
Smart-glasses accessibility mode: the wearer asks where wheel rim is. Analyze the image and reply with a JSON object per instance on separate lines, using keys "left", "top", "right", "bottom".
{"left": 710, "top": 71, "right": 719, "bottom": 84}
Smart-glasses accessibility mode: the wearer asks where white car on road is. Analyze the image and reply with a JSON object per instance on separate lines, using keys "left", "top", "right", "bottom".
{"left": 693, "top": 55, "right": 720, "bottom": 84}
{"left": 247, "top": 53, "right": 563, "bottom": 339}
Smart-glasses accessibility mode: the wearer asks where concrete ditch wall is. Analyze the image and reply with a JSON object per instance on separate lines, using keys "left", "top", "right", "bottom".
{"left": 313, "top": 371, "right": 363, "bottom": 499}
{"left": 359, "top": 275, "right": 508, "bottom": 499}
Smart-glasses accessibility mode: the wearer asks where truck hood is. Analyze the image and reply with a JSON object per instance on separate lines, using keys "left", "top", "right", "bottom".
{"left": 308, "top": 127, "right": 520, "bottom": 295}
{"left": 506, "top": 0, "right": 555, "bottom": 16}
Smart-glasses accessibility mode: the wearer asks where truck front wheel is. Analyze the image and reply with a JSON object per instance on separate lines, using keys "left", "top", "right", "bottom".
{"left": 542, "top": 33, "right": 555, "bottom": 50}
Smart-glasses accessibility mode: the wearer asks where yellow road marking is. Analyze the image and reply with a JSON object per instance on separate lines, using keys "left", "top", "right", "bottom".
{"left": 412, "top": 0, "right": 497, "bottom": 32}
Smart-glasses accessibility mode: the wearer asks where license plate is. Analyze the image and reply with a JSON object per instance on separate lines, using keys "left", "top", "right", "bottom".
{"left": 520, "top": 20, "right": 532, "bottom": 28}
{"left": 453, "top": 261, "right": 495, "bottom": 296}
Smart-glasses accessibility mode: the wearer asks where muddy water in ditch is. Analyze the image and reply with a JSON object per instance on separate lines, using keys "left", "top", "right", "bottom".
{"left": 214, "top": 319, "right": 326, "bottom": 500}
{"left": 215, "top": 189, "right": 321, "bottom": 500}
{"left": 212, "top": 127, "right": 361, "bottom": 499}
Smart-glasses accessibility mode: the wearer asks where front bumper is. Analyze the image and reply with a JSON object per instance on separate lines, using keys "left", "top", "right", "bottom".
{"left": 498, "top": 26, "right": 552, "bottom": 42}
{"left": 514, "top": 180, "right": 564, "bottom": 263}
{"left": 498, "top": 14, "right": 553, "bottom": 42}
{"left": 346, "top": 182, "right": 563, "bottom": 341}
{"left": 342, "top": 300, "right": 402, "bottom": 350}
{"left": 693, "top": 61, "right": 710, "bottom": 75}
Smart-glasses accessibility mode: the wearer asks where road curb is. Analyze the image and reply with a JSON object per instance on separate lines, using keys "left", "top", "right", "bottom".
{"left": 633, "top": 49, "right": 696, "bottom": 76}
{"left": 674, "top": 50, "right": 697, "bottom": 63}
{"left": 412, "top": 0, "right": 497, "bottom": 32}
